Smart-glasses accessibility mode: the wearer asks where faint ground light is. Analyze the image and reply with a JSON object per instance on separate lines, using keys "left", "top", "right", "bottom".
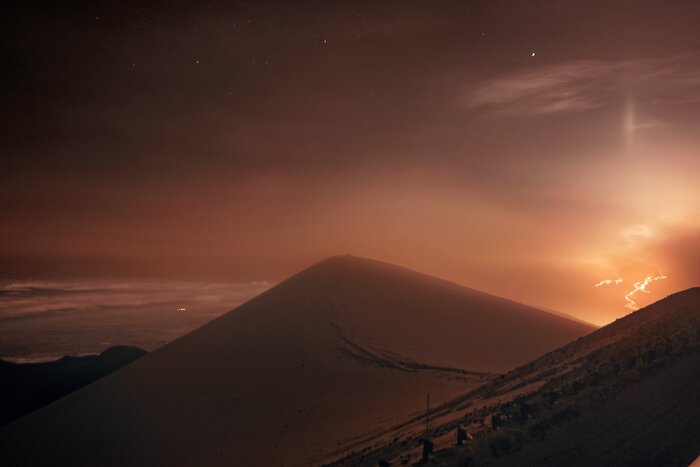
{"left": 0, "top": 280, "right": 271, "bottom": 362}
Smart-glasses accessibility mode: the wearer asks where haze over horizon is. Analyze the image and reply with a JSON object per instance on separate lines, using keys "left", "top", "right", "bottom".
{"left": 2, "top": 1, "right": 699, "bottom": 325}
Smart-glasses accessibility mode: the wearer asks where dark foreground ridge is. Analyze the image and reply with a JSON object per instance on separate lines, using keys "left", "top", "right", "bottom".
{"left": 331, "top": 287, "right": 700, "bottom": 467}
{"left": 0, "top": 346, "right": 146, "bottom": 425}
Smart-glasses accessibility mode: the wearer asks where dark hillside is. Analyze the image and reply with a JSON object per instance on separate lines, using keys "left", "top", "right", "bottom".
{"left": 332, "top": 288, "right": 700, "bottom": 467}
{"left": 0, "top": 346, "right": 146, "bottom": 425}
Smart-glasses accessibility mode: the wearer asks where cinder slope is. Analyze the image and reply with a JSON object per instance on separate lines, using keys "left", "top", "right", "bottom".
{"left": 336, "top": 287, "right": 700, "bottom": 467}
{"left": 470, "top": 287, "right": 700, "bottom": 467}
{"left": 0, "top": 256, "right": 594, "bottom": 467}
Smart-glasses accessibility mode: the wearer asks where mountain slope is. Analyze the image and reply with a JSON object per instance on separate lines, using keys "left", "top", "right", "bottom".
{"left": 0, "top": 256, "right": 594, "bottom": 466}
{"left": 0, "top": 346, "right": 146, "bottom": 426}
{"left": 334, "top": 287, "right": 700, "bottom": 467}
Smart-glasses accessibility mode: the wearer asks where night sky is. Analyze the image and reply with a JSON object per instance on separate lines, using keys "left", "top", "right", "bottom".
{"left": 2, "top": 1, "right": 699, "bottom": 324}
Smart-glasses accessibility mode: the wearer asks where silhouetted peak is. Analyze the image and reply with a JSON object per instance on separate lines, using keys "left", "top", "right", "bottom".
{"left": 305, "top": 255, "right": 422, "bottom": 279}
{"left": 313, "top": 254, "right": 375, "bottom": 270}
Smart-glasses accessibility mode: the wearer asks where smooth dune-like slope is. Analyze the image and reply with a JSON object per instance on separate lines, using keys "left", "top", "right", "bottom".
{"left": 0, "top": 256, "right": 594, "bottom": 466}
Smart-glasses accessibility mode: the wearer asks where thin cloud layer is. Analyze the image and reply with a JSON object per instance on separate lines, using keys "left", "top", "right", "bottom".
{"left": 0, "top": 279, "right": 271, "bottom": 362}
{"left": 467, "top": 54, "right": 700, "bottom": 116}
{"left": 0, "top": 280, "right": 270, "bottom": 318}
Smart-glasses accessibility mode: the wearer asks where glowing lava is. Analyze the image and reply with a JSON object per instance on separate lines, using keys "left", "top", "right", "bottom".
{"left": 595, "top": 275, "right": 668, "bottom": 311}
{"left": 595, "top": 278, "right": 623, "bottom": 287}
{"left": 623, "top": 275, "right": 667, "bottom": 311}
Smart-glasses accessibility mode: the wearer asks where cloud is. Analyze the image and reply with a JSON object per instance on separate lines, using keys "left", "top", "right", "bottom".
{"left": 0, "top": 280, "right": 271, "bottom": 319}
{"left": 466, "top": 53, "right": 700, "bottom": 116}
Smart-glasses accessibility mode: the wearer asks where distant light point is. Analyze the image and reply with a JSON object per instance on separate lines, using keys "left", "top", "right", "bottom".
{"left": 531, "top": 52, "right": 536, "bottom": 57}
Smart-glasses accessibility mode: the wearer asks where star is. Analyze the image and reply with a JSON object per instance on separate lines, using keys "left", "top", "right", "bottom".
{"left": 531, "top": 52, "right": 536, "bottom": 57}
